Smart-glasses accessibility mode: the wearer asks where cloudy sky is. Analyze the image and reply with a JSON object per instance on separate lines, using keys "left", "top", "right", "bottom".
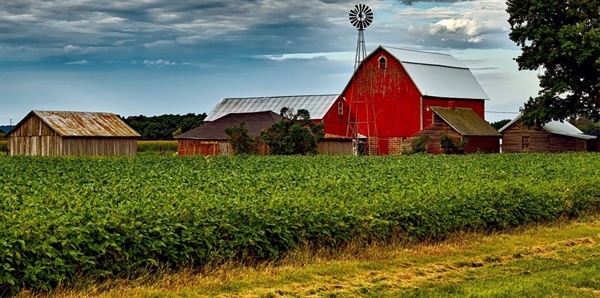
{"left": 0, "top": 0, "right": 540, "bottom": 125}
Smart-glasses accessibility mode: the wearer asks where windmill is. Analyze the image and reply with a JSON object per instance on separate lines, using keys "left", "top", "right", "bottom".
{"left": 347, "top": 4, "right": 377, "bottom": 154}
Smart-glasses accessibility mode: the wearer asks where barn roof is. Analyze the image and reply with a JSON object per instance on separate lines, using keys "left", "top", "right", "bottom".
{"left": 9, "top": 110, "right": 140, "bottom": 137}
{"left": 499, "top": 114, "right": 597, "bottom": 140}
{"left": 369, "top": 46, "right": 489, "bottom": 100}
{"left": 176, "top": 111, "right": 283, "bottom": 140}
{"left": 384, "top": 47, "right": 489, "bottom": 100}
{"left": 205, "top": 94, "right": 339, "bottom": 122}
{"left": 431, "top": 107, "right": 501, "bottom": 137}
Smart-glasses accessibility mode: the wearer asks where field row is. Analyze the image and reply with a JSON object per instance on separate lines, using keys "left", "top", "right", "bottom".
{"left": 1, "top": 153, "right": 599, "bottom": 294}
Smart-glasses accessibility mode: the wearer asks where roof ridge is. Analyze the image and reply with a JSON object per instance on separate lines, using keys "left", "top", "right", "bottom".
{"left": 383, "top": 46, "right": 453, "bottom": 57}
{"left": 222, "top": 94, "right": 339, "bottom": 100}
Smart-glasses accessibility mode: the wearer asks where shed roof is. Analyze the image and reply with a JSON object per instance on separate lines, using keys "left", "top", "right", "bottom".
{"left": 176, "top": 111, "right": 283, "bottom": 140}
{"left": 205, "top": 94, "right": 339, "bottom": 122}
{"left": 431, "top": 106, "right": 501, "bottom": 137}
{"left": 10, "top": 110, "right": 140, "bottom": 137}
{"left": 499, "top": 114, "right": 597, "bottom": 140}
{"left": 382, "top": 46, "right": 489, "bottom": 100}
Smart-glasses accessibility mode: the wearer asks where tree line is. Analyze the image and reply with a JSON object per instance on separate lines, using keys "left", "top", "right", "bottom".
{"left": 121, "top": 113, "right": 206, "bottom": 140}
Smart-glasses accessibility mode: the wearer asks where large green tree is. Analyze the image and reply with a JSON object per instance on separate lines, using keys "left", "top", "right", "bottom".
{"left": 506, "top": 0, "right": 600, "bottom": 127}
{"left": 261, "top": 108, "right": 325, "bottom": 155}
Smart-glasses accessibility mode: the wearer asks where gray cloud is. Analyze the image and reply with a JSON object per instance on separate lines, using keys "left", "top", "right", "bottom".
{"left": 0, "top": 0, "right": 510, "bottom": 65}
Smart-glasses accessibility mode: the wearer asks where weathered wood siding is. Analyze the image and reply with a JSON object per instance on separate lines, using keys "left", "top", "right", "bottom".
{"left": 317, "top": 139, "right": 353, "bottom": 155}
{"left": 177, "top": 139, "right": 270, "bottom": 156}
{"left": 464, "top": 137, "right": 500, "bottom": 153}
{"left": 9, "top": 113, "right": 139, "bottom": 156}
{"left": 502, "top": 120, "right": 588, "bottom": 153}
{"left": 8, "top": 115, "right": 62, "bottom": 156}
{"left": 62, "top": 137, "right": 137, "bottom": 156}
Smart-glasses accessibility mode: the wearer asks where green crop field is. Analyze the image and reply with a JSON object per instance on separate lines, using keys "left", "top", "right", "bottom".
{"left": 1, "top": 153, "right": 599, "bottom": 295}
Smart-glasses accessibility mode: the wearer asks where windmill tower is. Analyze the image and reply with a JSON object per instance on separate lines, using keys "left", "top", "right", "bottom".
{"left": 346, "top": 4, "right": 378, "bottom": 155}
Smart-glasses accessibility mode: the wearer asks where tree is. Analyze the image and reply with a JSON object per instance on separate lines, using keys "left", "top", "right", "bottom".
{"left": 506, "top": 0, "right": 600, "bottom": 127}
{"left": 122, "top": 113, "right": 206, "bottom": 140}
{"left": 261, "top": 108, "right": 325, "bottom": 155}
{"left": 490, "top": 119, "right": 511, "bottom": 131}
{"left": 225, "top": 122, "right": 259, "bottom": 155}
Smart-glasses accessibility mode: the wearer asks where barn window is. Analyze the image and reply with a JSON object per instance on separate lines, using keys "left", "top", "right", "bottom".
{"left": 522, "top": 136, "right": 530, "bottom": 151}
{"left": 378, "top": 56, "right": 387, "bottom": 69}
{"left": 338, "top": 101, "right": 344, "bottom": 116}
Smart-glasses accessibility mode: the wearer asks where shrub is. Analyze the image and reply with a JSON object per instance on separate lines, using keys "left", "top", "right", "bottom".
{"left": 411, "top": 135, "right": 430, "bottom": 153}
{"left": 225, "top": 122, "right": 259, "bottom": 155}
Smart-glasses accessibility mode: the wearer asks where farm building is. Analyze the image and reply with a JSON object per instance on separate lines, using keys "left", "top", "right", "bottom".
{"left": 7, "top": 110, "right": 140, "bottom": 156}
{"left": 499, "top": 115, "right": 597, "bottom": 153}
{"left": 203, "top": 45, "right": 494, "bottom": 155}
{"left": 176, "top": 111, "right": 282, "bottom": 156}
{"left": 403, "top": 106, "right": 501, "bottom": 154}
{"left": 177, "top": 110, "right": 354, "bottom": 156}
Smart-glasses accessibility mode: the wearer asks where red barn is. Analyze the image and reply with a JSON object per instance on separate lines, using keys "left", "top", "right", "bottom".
{"left": 330, "top": 46, "right": 490, "bottom": 154}
{"left": 201, "top": 45, "right": 495, "bottom": 155}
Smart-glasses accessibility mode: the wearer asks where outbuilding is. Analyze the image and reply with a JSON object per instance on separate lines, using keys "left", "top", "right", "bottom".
{"left": 176, "top": 111, "right": 282, "bottom": 156}
{"left": 499, "top": 115, "right": 597, "bottom": 153}
{"left": 7, "top": 110, "right": 140, "bottom": 156}
{"left": 403, "top": 106, "right": 501, "bottom": 154}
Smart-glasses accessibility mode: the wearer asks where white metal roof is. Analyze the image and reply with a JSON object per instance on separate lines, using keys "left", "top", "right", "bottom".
{"left": 499, "top": 114, "right": 597, "bottom": 140}
{"left": 205, "top": 94, "right": 339, "bottom": 122}
{"left": 385, "top": 47, "right": 467, "bottom": 68}
{"left": 382, "top": 46, "right": 489, "bottom": 100}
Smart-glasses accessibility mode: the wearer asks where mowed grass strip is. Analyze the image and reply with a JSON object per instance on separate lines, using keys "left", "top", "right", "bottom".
{"left": 18, "top": 215, "right": 600, "bottom": 298}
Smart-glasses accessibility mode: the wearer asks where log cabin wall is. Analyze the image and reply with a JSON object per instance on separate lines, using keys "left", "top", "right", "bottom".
{"left": 502, "top": 120, "right": 588, "bottom": 153}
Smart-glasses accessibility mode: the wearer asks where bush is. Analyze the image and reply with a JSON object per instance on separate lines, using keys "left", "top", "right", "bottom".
{"left": 225, "top": 122, "right": 259, "bottom": 155}
{"left": 440, "top": 134, "right": 467, "bottom": 154}
{"left": 410, "top": 135, "right": 430, "bottom": 153}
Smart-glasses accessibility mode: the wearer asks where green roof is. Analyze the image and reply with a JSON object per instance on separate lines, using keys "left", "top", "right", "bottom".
{"left": 431, "top": 107, "right": 501, "bottom": 137}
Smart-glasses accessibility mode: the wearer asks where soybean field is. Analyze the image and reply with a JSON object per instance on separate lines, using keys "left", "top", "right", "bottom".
{"left": 1, "top": 153, "right": 599, "bottom": 295}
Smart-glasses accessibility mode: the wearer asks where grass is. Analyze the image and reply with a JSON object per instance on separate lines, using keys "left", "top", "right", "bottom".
{"left": 17, "top": 214, "right": 600, "bottom": 298}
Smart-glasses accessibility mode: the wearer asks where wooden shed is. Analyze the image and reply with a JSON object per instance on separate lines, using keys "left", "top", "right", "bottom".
{"left": 402, "top": 106, "right": 501, "bottom": 154}
{"left": 7, "top": 110, "right": 140, "bottom": 156}
{"left": 317, "top": 134, "right": 355, "bottom": 155}
{"left": 176, "top": 111, "right": 282, "bottom": 156}
{"left": 499, "top": 115, "right": 597, "bottom": 153}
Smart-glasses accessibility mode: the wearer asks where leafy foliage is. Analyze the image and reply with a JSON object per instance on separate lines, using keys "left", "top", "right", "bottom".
{"left": 490, "top": 119, "right": 511, "bottom": 131}
{"left": 261, "top": 108, "right": 325, "bottom": 155}
{"left": 225, "top": 122, "right": 259, "bottom": 155}
{"left": 506, "top": 0, "right": 600, "bottom": 126}
{"left": 1, "top": 153, "right": 599, "bottom": 295}
{"left": 122, "top": 113, "right": 206, "bottom": 140}
{"left": 410, "top": 135, "right": 430, "bottom": 153}
{"left": 440, "top": 135, "right": 468, "bottom": 154}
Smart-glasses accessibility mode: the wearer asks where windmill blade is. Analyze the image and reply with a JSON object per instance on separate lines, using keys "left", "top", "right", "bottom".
{"left": 349, "top": 4, "right": 373, "bottom": 29}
